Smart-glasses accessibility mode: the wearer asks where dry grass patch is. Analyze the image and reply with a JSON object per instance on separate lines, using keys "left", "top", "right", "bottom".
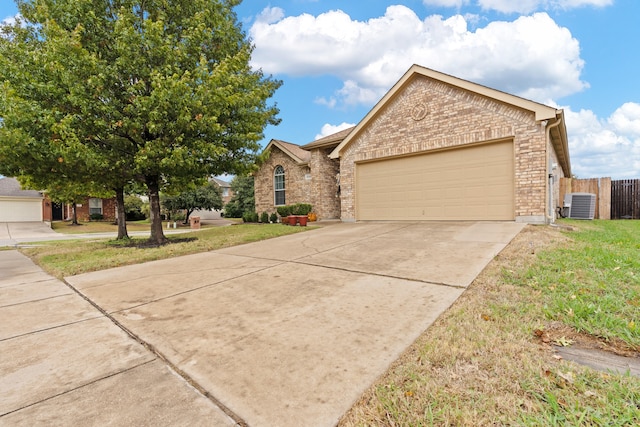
{"left": 339, "top": 224, "right": 640, "bottom": 426}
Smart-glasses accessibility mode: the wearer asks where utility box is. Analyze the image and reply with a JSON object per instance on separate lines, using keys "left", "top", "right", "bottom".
{"left": 564, "top": 193, "right": 596, "bottom": 220}
{"left": 189, "top": 216, "right": 201, "bottom": 229}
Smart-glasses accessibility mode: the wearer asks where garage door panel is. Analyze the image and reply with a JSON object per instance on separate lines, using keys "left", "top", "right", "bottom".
{"left": 356, "top": 141, "right": 514, "bottom": 221}
{"left": 0, "top": 199, "right": 43, "bottom": 222}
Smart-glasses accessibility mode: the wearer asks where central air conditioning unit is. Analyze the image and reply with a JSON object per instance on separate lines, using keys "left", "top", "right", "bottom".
{"left": 563, "top": 193, "right": 596, "bottom": 220}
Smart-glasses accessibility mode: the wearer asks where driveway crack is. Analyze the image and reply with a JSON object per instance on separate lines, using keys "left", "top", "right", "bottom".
{"left": 60, "top": 277, "right": 249, "bottom": 426}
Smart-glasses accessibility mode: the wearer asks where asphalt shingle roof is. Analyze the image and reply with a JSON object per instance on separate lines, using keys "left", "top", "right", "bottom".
{"left": 0, "top": 177, "right": 43, "bottom": 198}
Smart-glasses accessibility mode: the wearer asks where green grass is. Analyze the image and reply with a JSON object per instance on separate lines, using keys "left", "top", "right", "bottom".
{"left": 508, "top": 220, "right": 640, "bottom": 349}
{"left": 21, "top": 224, "right": 312, "bottom": 278}
{"left": 340, "top": 221, "right": 640, "bottom": 426}
{"left": 51, "top": 220, "right": 155, "bottom": 233}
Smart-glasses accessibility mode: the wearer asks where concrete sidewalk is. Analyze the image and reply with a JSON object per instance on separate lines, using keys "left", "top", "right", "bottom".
{"left": 2, "top": 221, "right": 524, "bottom": 426}
{"left": 0, "top": 251, "right": 236, "bottom": 425}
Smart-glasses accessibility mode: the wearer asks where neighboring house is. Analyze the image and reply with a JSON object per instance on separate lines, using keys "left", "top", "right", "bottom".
{"left": 0, "top": 177, "right": 44, "bottom": 222}
{"left": 0, "top": 177, "right": 117, "bottom": 222}
{"left": 255, "top": 64, "right": 570, "bottom": 224}
{"left": 68, "top": 197, "right": 117, "bottom": 222}
{"left": 190, "top": 177, "right": 233, "bottom": 220}
{"left": 211, "top": 177, "right": 233, "bottom": 205}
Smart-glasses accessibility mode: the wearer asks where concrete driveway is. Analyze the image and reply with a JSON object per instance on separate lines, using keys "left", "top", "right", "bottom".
{"left": 2, "top": 221, "right": 524, "bottom": 426}
{"left": 0, "top": 222, "right": 61, "bottom": 246}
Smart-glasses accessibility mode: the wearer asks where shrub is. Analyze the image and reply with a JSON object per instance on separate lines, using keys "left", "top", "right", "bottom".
{"left": 260, "top": 211, "right": 269, "bottom": 223}
{"left": 124, "top": 194, "right": 147, "bottom": 220}
{"left": 270, "top": 212, "right": 278, "bottom": 223}
{"left": 89, "top": 213, "right": 104, "bottom": 221}
{"left": 276, "top": 205, "right": 291, "bottom": 218}
{"left": 242, "top": 211, "right": 259, "bottom": 223}
{"left": 291, "top": 203, "right": 312, "bottom": 216}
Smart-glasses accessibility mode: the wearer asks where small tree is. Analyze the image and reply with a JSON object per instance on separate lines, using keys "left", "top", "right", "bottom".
{"left": 162, "top": 181, "right": 223, "bottom": 224}
{"left": 124, "top": 194, "right": 147, "bottom": 221}
{"left": 224, "top": 175, "right": 255, "bottom": 218}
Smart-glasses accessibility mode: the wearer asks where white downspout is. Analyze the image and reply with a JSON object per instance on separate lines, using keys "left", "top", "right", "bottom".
{"left": 545, "top": 117, "right": 563, "bottom": 224}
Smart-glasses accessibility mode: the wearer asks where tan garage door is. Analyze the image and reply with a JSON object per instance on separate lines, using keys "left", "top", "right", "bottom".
{"left": 356, "top": 140, "right": 514, "bottom": 221}
{"left": 0, "top": 198, "right": 43, "bottom": 222}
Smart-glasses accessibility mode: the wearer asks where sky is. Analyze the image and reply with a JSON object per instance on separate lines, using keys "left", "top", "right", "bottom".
{"left": 1, "top": 0, "right": 639, "bottom": 179}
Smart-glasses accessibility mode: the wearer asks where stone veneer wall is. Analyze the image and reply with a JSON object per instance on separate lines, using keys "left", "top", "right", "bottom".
{"left": 339, "top": 75, "right": 551, "bottom": 222}
{"left": 254, "top": 146, "right": 310, "bottom": 217}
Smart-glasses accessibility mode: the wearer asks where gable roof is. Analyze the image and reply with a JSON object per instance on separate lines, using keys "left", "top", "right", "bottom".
{"left": 210, "top": 177, "right": 231, "bottom": 188}
{"left": 0, "top": 177, "right": 43, "bottom": 198}
{"left": 301, "top": 126, "right": 355, "bottom": 150}
{"left": 328, "top": 64, "right": 570, "bottom": 175}
{"left": 265, "top": 139, "right": 311, "bottom": 164}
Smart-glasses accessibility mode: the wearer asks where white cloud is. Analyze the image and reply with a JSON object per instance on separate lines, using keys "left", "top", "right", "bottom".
{"left": 250, "top": 6, "right": 587, "bottom": 108}
{"left": 314, "top": 96, "right": 336, "bottom": 108}
{"left": 255, "top": 6, "right": 285, "bottom": 25}
{"left": 608, "top": 102, "right": 640, "bottom": 138}
{"left": 565, "top": 104, "right": 640, "bottom": 179}
{"left": 1, "top": 14, "right": 20, "bottom": 26}
{"left": 315, "top": 122, "right": 356, "bottom": 140}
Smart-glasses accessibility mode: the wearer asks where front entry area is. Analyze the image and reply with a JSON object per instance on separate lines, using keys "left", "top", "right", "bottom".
{"left": 355, "top": 140, "right": 515, "bottom": 221}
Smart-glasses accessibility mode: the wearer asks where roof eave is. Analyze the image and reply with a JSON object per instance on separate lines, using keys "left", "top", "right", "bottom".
{"left": 550, "top": 111, "right": 571, "bottom": 177}
{"left": 264, "top": 139, "right": 310, "bottom": 165}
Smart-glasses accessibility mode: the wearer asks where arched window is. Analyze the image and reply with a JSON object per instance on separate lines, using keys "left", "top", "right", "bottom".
{"left": 274, "top": 165, "right": 285, "bottom": 205}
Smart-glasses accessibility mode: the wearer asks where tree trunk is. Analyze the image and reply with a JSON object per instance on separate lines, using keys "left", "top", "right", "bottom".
{"left": 71, "top": 202, "right": 79, "bottom": 225}
{"left": 115, "top": 187, "right": 129, "bottom": 240}
{"left": 184, "top": 209, "right": 192, "bottom": 224}
{"left": 146, "top": 175, "right": 167, "bottom": 245}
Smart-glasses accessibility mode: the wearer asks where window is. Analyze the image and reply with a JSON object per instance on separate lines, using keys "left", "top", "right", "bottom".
{"left": 274, "top": 165, "right": 285, "bottom": 205}
{"left": 89, "top": 198, "right": 103, "bottom": 215}
{"left": 222, "top": 188, "right": 229, "bottom": 197}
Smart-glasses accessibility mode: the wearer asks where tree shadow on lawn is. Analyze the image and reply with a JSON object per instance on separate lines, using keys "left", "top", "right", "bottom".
{"left": 107, "top": 237, "right": 197, "bottom": 249}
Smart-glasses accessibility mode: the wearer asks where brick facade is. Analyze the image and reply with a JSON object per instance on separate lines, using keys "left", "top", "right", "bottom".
{"left": 338, "top": 76, "right": 565, "bottom": 223}
{"left": 69, "top": 197, "right": 117, "bottom": 221}
{"left": 254, "top": 145, "right": 341, "bottom": 220}
{"left": 309, "top": 148, "right": 341, "bottom": 219}
{"left": 255, "top": 146, "right": 309, "bottom": 217}
{"left": 254, "top": 66, "right": 569, "bottom": 224}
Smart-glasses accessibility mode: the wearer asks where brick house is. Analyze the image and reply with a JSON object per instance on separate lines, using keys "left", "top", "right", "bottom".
{"left": 67, "top": 197, "right": 117, "bottom": 222}
{"left": 0, "top": 176, "right": 44, "bottom": 222}
{"left": 211, "top": 177, "right": 233, "bottom": 205}
{"left": 0, "top": 177, "right": 116, "bottom": 223}
{"left": 255, "top": 64, "right": 571, "bottom": 224}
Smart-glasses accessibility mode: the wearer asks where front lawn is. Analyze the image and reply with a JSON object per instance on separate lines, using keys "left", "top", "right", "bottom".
{"left": 52, "top": 219, "right": 182, "bottom": 234}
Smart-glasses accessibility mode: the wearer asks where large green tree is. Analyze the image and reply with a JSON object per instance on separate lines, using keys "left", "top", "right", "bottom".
{"left": 0, "top": 5, "right": 134, "bottom": 238}
{"left": 0, "top": 0, "right": 281, "bottom": 244}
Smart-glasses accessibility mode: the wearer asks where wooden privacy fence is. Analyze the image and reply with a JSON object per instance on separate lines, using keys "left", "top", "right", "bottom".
{"left": 560, "top": 177, "right": 640, "bottom": 220}
{"left": 559, "top": 177, "right": 611, "bottom": 219}
{"left": 611, "top": 179, "right": 640, "bottom": 219}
